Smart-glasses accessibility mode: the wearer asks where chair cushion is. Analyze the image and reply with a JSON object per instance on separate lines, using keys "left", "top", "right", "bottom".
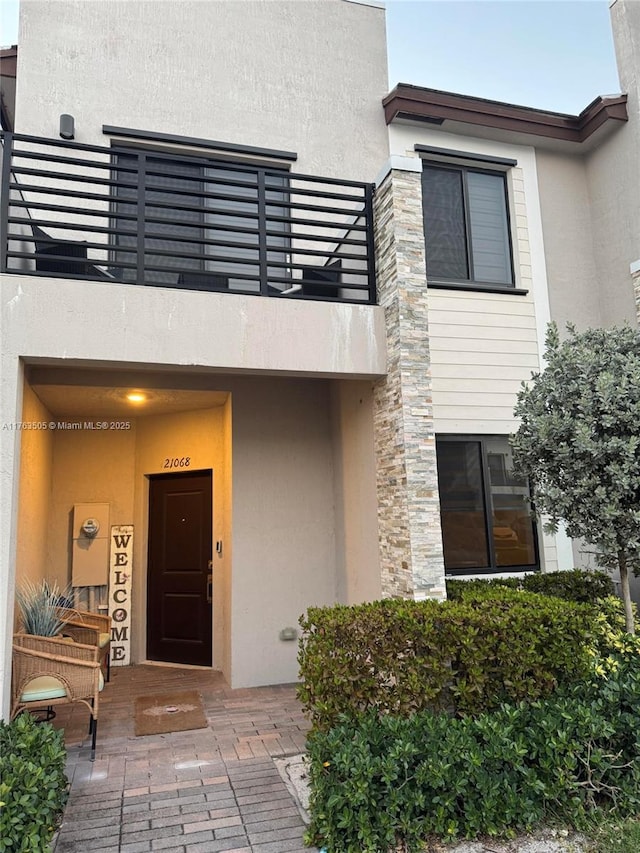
{"left": 98, "top": 633, "right": 110, "bottom": 648}
{"left": 20, "top": 671, "right": 104, "bottom": 702}
{"left": 20, "top": 675, "right": 67, "bottom": 702}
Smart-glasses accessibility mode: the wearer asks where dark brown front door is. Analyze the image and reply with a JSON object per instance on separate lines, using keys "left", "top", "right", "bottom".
{"left": 147, "top": 470, "right": 212, "bottom": 666}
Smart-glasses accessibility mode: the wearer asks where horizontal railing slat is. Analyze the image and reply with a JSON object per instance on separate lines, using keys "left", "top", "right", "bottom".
{"left": 1, "top": 131, "right": 377, "bottom": 304}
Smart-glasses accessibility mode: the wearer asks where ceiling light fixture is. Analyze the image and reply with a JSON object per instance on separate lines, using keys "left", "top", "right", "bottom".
{"left": 126, "top": 392, "right": 146, "bottom": 403}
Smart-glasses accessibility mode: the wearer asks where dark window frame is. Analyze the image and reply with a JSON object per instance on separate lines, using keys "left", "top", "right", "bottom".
{"left": 436, "top": 434, "right": 540, "bottom": 576}
{"left": 421, "top": 161, "right": 516, "bottom": 290}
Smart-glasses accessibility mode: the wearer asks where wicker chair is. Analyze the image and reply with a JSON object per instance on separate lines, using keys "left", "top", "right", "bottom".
{"left": 11, "top": 634, "right": 103, "bottom": 760}
{"left": 56, "top": 607, "right": 112, "bottom": 681}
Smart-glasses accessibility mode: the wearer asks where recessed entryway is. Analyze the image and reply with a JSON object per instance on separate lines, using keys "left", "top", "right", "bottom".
{"left": 15, "top": 365, "right": 231, "bottom": 681}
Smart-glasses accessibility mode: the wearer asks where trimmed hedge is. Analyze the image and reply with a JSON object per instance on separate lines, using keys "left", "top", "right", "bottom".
{"left": 305, "top": 656, "right": 640, "bottom": 852}
{"left": 298, "top": 588, "right": 596, "bottom": 727}
{"left": 0, "top": 713, "right": 68, "bottom": 853}
{"left": 446, "top": 568, "right": 615, "bottom": 604}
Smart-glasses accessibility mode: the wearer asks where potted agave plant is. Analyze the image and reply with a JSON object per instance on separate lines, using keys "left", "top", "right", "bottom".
{"left": 16, "top": 579, "right": 72, "bottom": 637}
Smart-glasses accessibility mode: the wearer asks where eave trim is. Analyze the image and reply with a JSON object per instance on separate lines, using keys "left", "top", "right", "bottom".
{"left": 383, "top": 85, "right": 628, "bottom": 143}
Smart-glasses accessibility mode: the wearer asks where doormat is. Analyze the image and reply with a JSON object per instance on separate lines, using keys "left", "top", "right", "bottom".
{"left": 134, "top": 690, "right": 208, "bottom": 737}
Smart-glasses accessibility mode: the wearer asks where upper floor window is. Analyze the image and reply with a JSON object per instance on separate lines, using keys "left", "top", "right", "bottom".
{"left": 112, "top": 150, "right": 289, "bottom": 292}
{"left": 421, "top": 163, "right": 513, "bottom": 288}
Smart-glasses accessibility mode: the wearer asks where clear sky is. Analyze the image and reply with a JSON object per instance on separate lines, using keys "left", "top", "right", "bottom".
{"left": 385, "top": 0, "right": 620, "bottom": 114}
{"left": 1, "top": 0, "right": 621, "bottom": 115}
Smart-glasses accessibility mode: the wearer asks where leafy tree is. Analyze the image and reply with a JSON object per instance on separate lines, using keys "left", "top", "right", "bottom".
{"left": 511, "top": 323, "right": 640, "bottom": 634}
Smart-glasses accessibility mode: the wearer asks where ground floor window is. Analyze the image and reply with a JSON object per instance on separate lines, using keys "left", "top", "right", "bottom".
{"left": 436, "top": 435, "right": 538, "bottom": 574}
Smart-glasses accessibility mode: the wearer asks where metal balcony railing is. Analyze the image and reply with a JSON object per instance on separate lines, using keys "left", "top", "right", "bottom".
{"left": 0, "top": 132, "right": 376, "bottom": 304}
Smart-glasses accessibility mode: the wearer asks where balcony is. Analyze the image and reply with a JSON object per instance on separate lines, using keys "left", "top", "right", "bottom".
{"left": 0, "top": 133, "right": 376, "bottom": 304}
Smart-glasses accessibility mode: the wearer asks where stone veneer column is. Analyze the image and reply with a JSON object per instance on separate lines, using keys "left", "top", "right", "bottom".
{"left": 632, "top": 260, "right": 640, "bottom": 324}
{"left": 372, "top": 167, "right": 446, "bottom": 601}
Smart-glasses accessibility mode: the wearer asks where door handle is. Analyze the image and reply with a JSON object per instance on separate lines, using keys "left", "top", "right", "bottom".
{"left": 207, "top": 559, "right": 213, "bottom": 603}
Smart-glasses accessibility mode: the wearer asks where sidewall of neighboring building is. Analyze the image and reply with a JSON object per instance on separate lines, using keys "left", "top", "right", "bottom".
{"left": 534, "top": 151, "right": 603, "bottom": 332}
{"left": 537, "top": 0, "right": 640, "bottom": 578}
{"left": 583, "top": 0, "right": 640, "bottom": 328}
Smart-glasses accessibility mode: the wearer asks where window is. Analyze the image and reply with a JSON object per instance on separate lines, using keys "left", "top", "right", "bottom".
{"left": 421, "top": 163, "right": 513, "bottom": 287}
{"left": 436, "top": 436, "right": 538, "bottom": 574}
{"left": 112, "top": 150, "right": 288, "bottom": 291}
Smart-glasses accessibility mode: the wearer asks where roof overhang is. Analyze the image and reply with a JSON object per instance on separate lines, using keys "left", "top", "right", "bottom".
{"left": 383, "top": 84, "right": 628, "bottom": 149}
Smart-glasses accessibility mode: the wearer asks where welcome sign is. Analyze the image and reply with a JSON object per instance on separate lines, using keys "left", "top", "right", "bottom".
{"left": 109, "top": 524, "right": 133, "bottom": 666}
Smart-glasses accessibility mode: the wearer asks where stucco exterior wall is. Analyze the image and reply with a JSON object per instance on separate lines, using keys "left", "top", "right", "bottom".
{"left": 220, "top": 399, "right": 233, "bottom": 681}
{"left": 46, "top": 425, "right": 136, "bottom": 592}
{"left": 582, "top": 0, "right": 640, "bottom": 327}
{"left": 0, "top": 0, "right": 392, "bottom": 714}
{"left": 230, "top": 378, "right": 338, "bottom": 688}
{"left": 0, "top": 359, "right": 23, "bottom": 714}
{"left": 534, "top": 151, "right": 602, "bottom": 331}
{"left": 15, "top": 0, "right": 389, "bottom": 182}
{"left": 331, "top": 380, "right": 382, "bottom": 605}
{"left": 15, "top": 385, "right": 54, "bottom": 589}
{"left": 0, "top": 277, "right": 386, "bottom": 379}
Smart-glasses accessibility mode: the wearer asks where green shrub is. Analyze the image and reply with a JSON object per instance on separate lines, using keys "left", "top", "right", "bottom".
{"left": 446, "top": 576, "right": 521, "bottom": 599}
{"left": 446, "top": 568, "right": 615, "bottom": 604}
{"left": 520, "top": 568, "right": 614, "bottom": 601}
{"left": 446, "top": 574, "right": 637, "bottom": 679}
{"left": 0, "top": 714, "right": 69, "bottom": 853}
{"left": 305, "top": 656, "right": 640, "bottom": 852}
{"left": 298, "top": 588, "right": 596, "bottom": 727}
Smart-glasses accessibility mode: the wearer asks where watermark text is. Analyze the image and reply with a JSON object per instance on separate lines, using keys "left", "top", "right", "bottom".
{"left": 2, "top": 421, "right": 132, "bottom": 431}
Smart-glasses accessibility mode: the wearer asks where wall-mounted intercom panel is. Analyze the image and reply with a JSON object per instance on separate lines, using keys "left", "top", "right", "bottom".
{"left": 71, "top": 502, "right": 110, "bottom": 587}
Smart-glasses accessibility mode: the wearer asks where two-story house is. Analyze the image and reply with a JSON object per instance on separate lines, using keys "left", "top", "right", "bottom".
{"left": 1, "top": 0, "right": 639, "bottom": 720}
{"left": 0, "top": 0, "right": 391, "bottom": 718}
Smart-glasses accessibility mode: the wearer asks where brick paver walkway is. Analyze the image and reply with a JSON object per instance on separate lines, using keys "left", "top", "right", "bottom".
{"left": 51, "top": 665, "right": 318, "bottom": 853}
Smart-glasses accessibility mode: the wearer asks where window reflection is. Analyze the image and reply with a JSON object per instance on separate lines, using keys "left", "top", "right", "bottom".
{"left": 437, "top": 440, "right": 489, "bottom": 570}
{"left": 436, "top": 437, "right": 537, "bottom": 573}
{"left": 485, "top": 438, "right": 536, "bottom": 568}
